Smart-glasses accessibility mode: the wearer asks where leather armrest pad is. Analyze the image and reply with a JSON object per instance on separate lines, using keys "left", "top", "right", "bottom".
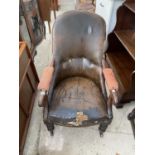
{"left": 38, "top": 66, "right": 54, "bottom": 91}
{"left": 103, "top": 68, "right": 118, "bottom": 91}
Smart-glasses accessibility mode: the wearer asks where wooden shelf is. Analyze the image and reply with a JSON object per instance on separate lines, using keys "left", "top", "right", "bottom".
{"left": 114, "top": 30, "right": 135, "bottom": 59}
{"left": 106, "top": 51, "right": 134, "bottom": 91}
{"left": 106, "top": 0, "right": 135, "bottom": 104}
{"left": 124, "top": 2, "right": 135, "bottom": 13}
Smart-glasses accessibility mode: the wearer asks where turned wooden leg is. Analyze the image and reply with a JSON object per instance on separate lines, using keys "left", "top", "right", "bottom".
{"left": 46, "top": 121, "right": 55, "bottom": 136}
{"left": 128, "top": 108, "right": 135, "bottom": 137}
{"left": 116, "top": 104, "right": 123, "bottom": 109}
{"left": 99, "top": 122, "right": 108, "bottom": 137}
{"left": 48, "top": 21, "right": 51, "bottom": 33}
{"left": 53, "top": 10, "right": 56, "bottom": 19}
{"left": 45, "top": 119, "right": 55, "bottom": 136}
{"left": 98, "top": 118, "right": 110, "bottom": 137}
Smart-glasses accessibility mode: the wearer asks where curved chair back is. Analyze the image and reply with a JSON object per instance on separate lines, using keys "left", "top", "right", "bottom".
{"left": 52, "top": 11, "right": 107, "bottom": 88}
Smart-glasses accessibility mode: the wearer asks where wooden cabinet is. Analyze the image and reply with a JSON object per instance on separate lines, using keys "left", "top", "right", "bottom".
{"left": 50, "top": 0, "right": 58, "bottom": 11}
{"left": 106, "top": 0, "right": 135, "bottom": 107}
{"left": 37, "top": 0, "right": 51, "bottom": 22}
{"left": 37, "top": 0, "right": 52, "bottom": 32}
{"left": 19, "top": 42, "right": 39, "bottom": 155}
{"left": 19, "top": 2, "right": 33, "bottom": 53}
{"left": 20, "top": 0, "right": 45, "bottom": 57}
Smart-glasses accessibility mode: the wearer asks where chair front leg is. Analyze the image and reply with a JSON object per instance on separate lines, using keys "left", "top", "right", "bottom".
{"left": 38, "top": 90, "right": 48, "bottom": 107}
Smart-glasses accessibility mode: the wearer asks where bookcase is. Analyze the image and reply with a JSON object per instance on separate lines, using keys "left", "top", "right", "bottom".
{"left": 105, "top": 0, "right": 135, "bottom": 107}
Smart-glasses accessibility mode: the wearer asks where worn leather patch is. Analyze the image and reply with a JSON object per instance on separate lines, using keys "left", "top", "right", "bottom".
{"left": 68, "top": 112, "right": 88, "bottom": 126}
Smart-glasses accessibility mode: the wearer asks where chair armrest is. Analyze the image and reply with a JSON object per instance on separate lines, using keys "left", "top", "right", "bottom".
{"left": 37, "top": 66, "right": 54, "bottom": 107}
{"left": 103, "top": 68, "right": 119, "bottom": 104}
{"left": 38, "top": 66, "right": 54, "bottom": 91}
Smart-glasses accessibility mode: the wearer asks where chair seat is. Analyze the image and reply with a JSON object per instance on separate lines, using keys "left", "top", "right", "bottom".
{"left": 48, "top": 77, "right": 108, "bottom": 126}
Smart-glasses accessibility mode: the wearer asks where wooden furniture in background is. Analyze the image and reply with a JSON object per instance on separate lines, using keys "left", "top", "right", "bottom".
{"left": 51, "top": 0, "right": 58, "bottom": 19}
{"left": 19, "top": 42, "right": 39, "bottom": 155}
{"left": 51, "top": 0, "right": 58, "bottom": 10}
{"left": 19, "top": 2, "right": 34, "bottom": 55}
{"left": 128, "top": 108, "right": 135, "bottom": 137}
{"left": 20, "top": 0, "right": 45, "bottom": 57}
{"left": 105, "top": 0, "right": 135, "bottom": 107}
{"left": 37, "top": 0, "right": 52, "bottom": 33}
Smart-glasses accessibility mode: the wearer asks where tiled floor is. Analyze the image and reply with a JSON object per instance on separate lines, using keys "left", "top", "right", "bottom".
{"left": 23, "top": 1, "right": 135, "bottom": 155}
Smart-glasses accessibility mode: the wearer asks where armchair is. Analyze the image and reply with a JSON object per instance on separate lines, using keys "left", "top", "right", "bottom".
{"left": 37, "top": 11, "right": 118, "bottom": 136}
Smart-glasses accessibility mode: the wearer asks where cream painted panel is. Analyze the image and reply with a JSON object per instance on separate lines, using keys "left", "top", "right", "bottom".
{"left": 96, "top": 0, "right": 124, "bottom": 36}
{"left": 109, "top": 0, "right": 125, "bottom": 33}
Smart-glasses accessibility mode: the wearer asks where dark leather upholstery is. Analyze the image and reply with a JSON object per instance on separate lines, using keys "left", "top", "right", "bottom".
{"left": 48, "top": 11, "right": 109, "bottom": 126}
{"left": 52, "top": 11, "right": 106, "bottom": 65}
{"left": 49, "top": 77, "right": 108, "bottom": 126}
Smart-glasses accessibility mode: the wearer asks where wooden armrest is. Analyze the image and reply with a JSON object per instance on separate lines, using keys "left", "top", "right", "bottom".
{"left": 37, "top": 66, "right": 54, "bottom": 107}
{"left": 38, "top": 66, "right": 54, "bottom": 91}
{"left": 103, "top": 68, "right": 119, "bottom": 105}
{"left": 103, "top": 68, "right": 118, "bottom": 91}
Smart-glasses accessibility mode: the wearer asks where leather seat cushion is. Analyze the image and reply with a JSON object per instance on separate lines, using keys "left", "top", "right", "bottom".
{"left": 48, "top": 77, "right": 108, "bottom": 126}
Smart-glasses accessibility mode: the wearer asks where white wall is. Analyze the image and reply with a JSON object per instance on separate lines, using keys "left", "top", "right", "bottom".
{"left": 96, "top": 0, "right": 125, "bottom": 37}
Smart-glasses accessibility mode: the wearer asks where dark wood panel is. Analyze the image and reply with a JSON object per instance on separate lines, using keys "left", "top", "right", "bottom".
{"left": 27, "top": 66, "right": 38, "bottom": 90}
{"left": 50, "top": 0, "right": 58, "bottom": 10}
{"left": 114, "top": 30, "right": 135, "bottom": 59}
{"left": 115, "top": 5, "right": 135, "bottom": 30}
{"left": 124, "top": 2, "right": 135, "bottom": 13}
{"left": 19, "top": 91, "right": 37, "bottom": 155}
{"left": 106, "top": 51, "right": 134, "bottom": 92}
{"left": 19, "top": 49, "right": 29, "bottom": 84}
{"left": 106, "top": 0, "right": 135, "bottom": 105}
{"left": 19, "top": 42, "right": 39, "bottom": 155}
{"left": 19, "top": 106, "right": 27, "bottom": 145}
{"left": 20, "top": 76, "right": 34, "bottom": 113}
{"left": 37, "top": 0, "right": 51, "bottom": 21}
